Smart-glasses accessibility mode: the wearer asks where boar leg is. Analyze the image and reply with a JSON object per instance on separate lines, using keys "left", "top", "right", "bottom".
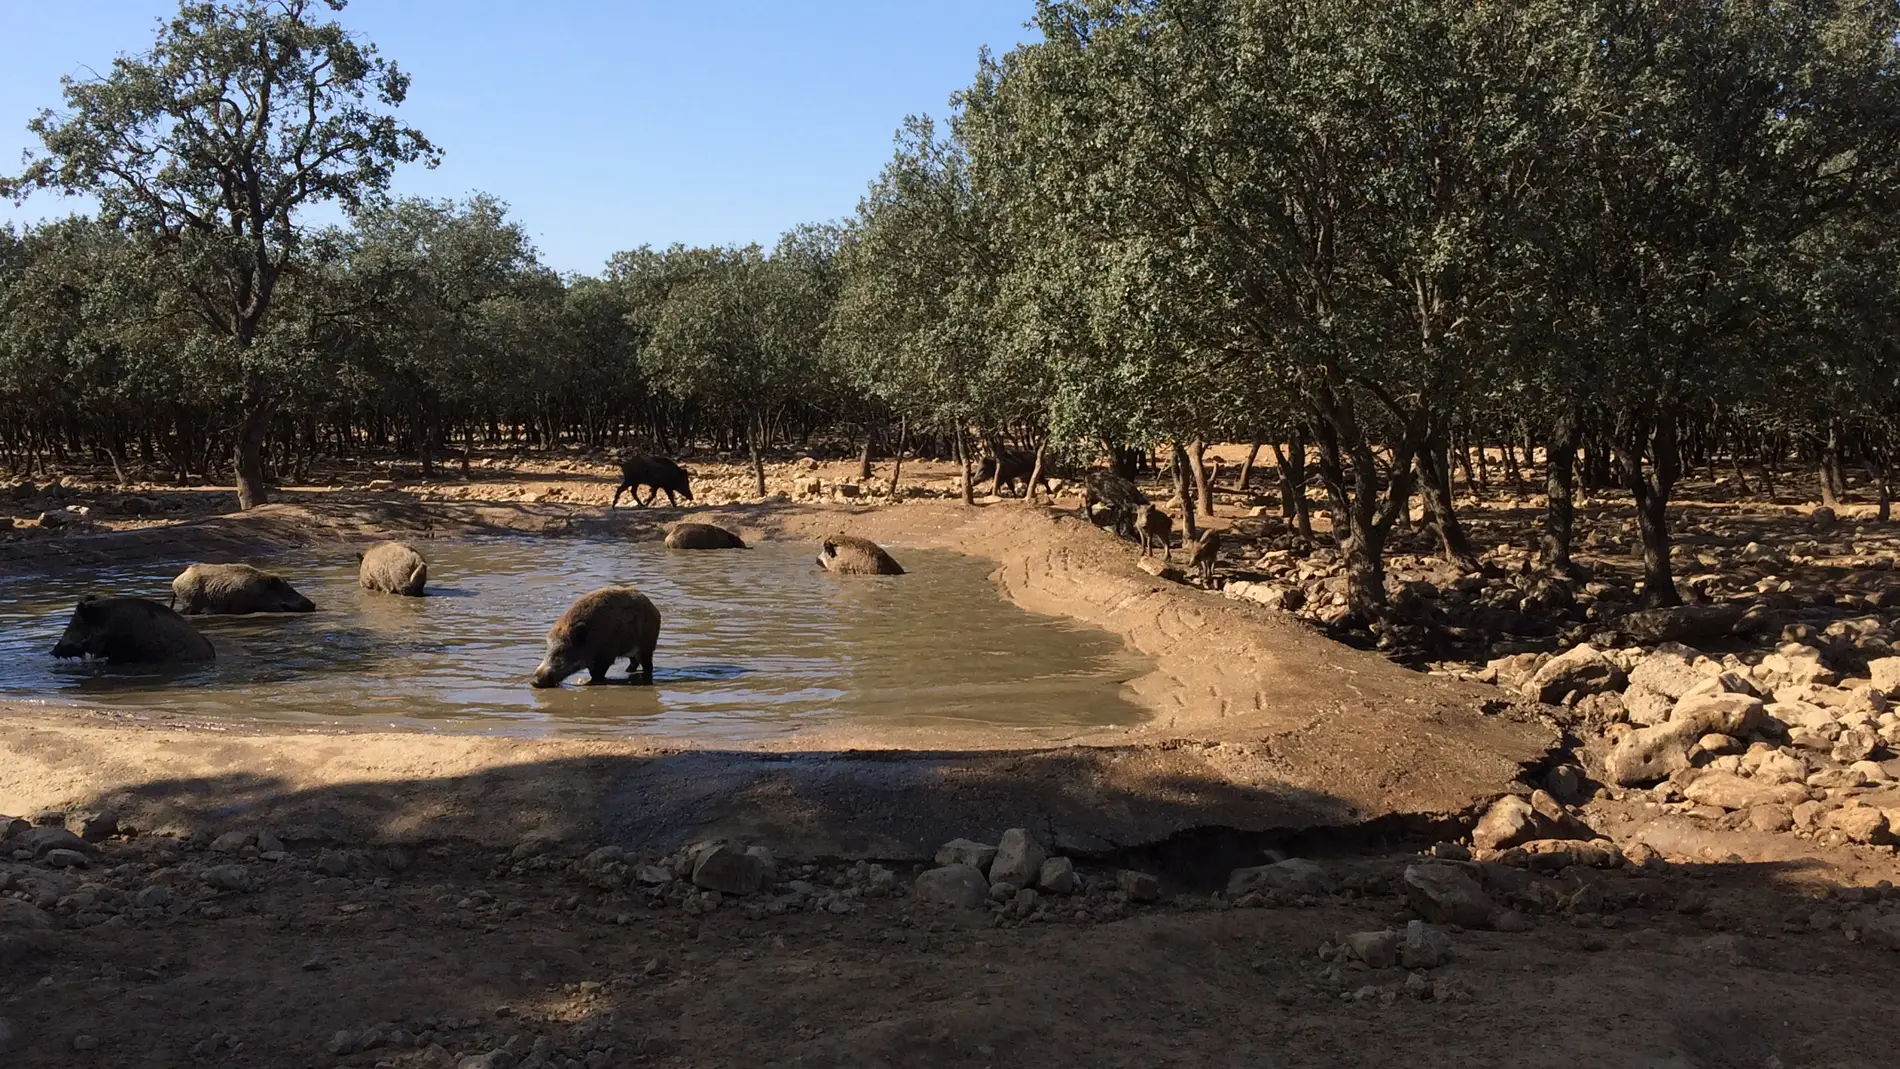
{"left": 611, "top": 483, "right": 627, "bottom": 508}
{"left": 634, "top": 639, "right": 656, "bottom": 683}
{"left": 585, "top": 657, "right": 615, "bottom": 684}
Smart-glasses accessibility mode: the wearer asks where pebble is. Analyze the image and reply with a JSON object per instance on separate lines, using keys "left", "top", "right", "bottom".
{"left": 1343, "top": 929, "right": 1398, "bottom": 968}
{"left": 1402, "top": 863, "right": 1493, "bottom": 928}
{"left": 210, "top": 831, "right": 251, "bottom": 854}
{"left": 688, "top": 843, "right": 766, "bottom": 895}
{"left": 1398, "top": 921, "right": 1453, "bottom": 969}
{"left": 135, "top": 885, "right": 172, "bottom": 908}
{"left": 1116, "top": 869, "right": 1161, "bottom": 902}
{"left": 43, "top": 848, "right": 89, "bottom": 869}
{"left": 200, "top": 864, "right": 256, "bottom": 892}
{"left": 72, "top": 1034, "right": 97, "bottom": 1051}
{"left": 316, "top": 849, "right": 352, "bottom": 876}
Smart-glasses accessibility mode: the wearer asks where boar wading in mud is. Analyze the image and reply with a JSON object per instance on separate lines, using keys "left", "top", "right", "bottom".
{"left": 357, "top": 541, "right": 428, "bottom": 595}
{"left": 52, "top": 596, "right": 215, "bottom": 664}
{"left": 974, "top": 451, "right": 1051, "bottom": 498}
{"left": 171, "top": 563, "right": 316, "bottom": 615}
{"left": 1083, "top": 470, "right": 1149, "bottom": 539}
{"left": 611, "top": 455, "right": 694, "bottom": 508}
{"left": 1135, "top": 504, "right": 1174, "bottom": 561}
{"left": 664, "top": 522, "right": 746, "bottom": 549}
{"left": 531, "top": 587, "right": 662, "bottom": 688}
{"left": 816, "top": 534, "right": 905, "bottom": 576}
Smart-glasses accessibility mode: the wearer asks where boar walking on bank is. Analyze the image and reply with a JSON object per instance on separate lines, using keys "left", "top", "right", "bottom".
{"left": 975, "top": 451, "right": 1051, "bottom": 499}
{"left": 171, "top": 563, "right": 316, "bottom": 615}
{"left": 611, "top": 455, "right": 694, "bottom": 508}
{"left": 1187, "top": 528, "right": 1220, "bottom": 586}
{"left": 1134, "top": 504, "right": 1173, "bottom": 561}
{"left": 816, "top": 534, "right": 905, "bottom": 576}
{"left": 531, "top": 587, "right": 662, "bottom": 688}
{"left": 664, "top": 522, "right": 746, "bottom": 549}
{"left": 1083, "top": 471, "right": 1149, "bottom": 539}
{"left": 52, "top": 596, "right": 215, "bottom": 664}
{"left": 358, "top": 541, "right": 428, "bottom": 595}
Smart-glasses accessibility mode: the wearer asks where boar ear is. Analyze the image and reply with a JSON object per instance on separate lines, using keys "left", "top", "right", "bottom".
{"left": 76, "top": 596, "right": 103, "bottom": 618}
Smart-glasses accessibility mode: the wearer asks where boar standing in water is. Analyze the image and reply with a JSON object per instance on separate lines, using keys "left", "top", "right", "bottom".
{"left": 171, "top": 563, "right": 316, "bottom": 615}
{"left": 611, "top": 455, "right": 694, "bottom": 508}
{"left": 358, "top": 541, "right": 428, "bottom": 595}
{"left": 816, "top": 534, "right": 905, "bottom": 576}
{"left": 1134, "top": 504, "right": 1173, "bottom": 561}
{"left": 52, "top": 596, "right": 215, "bottom": 664}
{"left": 664, "top": 522, "right": 745, "bottom": 549}
{"left": 531, "top": 587, "right": 662, "bottom": 688}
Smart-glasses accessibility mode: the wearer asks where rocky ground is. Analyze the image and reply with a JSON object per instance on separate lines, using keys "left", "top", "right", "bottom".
{"left": 8, "top": 447, "right": 1900, "bottom": 1065}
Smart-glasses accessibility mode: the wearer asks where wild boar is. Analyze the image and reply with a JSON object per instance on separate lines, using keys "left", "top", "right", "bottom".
{"left": 611, "top": 455, "right": 694, "bottom": 508}
{"left": 663, "top": 522, "right": 746, "bottom": 549}
{"left": 1083, "top": 470, "right": 1149, "bottom": 538}
{"left": 357, "top": 541, "right": 428, "bottom": 596}
{"left": 975, "top": 451, "right": 1051, "bottom": 498}
{"left": 51, "top": 596, "right": 215, "bottom": 664}
{"left": 531, "top": 587, "right": 662, "bottom": 688}
{"left": 1134, "top": 504, "right": 1173, "bottom": 561}
{"left": 170, "top": 563, "right": 316, "bottom": 615}
{"left": 816, "top": 534, "right": 905, "bottom": 576}
{"left": 1187, "top": 528, "right": 1220, "bottom": 585}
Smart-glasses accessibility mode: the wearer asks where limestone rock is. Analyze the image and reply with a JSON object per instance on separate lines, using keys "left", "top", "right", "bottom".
{"left": 989, "top": 828, "right": 1047, "bottom": 888}
{"left": 1869, "top": 657, "right": 1900, "bottom": 697}
{"left": 1226, "top": 858, "right": 1330, "bottom": 899}
{"left": 0, "top": 898, "right": 55, "bottom": 966}
{"left": 1037, "top": 857, "right": 1077, "bottom": 894}
{"left": 201, "top": 864, "right": 257, "bottom": 892}
{"left": 1343, "top": 929, "right": 1398, "bottom": 969}
{"left": 913, "top": 864, "right": 991, "bottom": 909}
{"left": 1117, "top": 870, "right": 1161, "bottom": 902}
{"left": 689, "top": 843, "right": 766, "bottom": 895}
{"left": 1681, "top": 772, "right": 1809, "bottom": 812}
{"left": 1524, "top": 644, "right": 1625, "bottom": 705}
{"left": 1398, "top": 920, "right": 1453, "bottom": 969}
{"left": 1604, "top": 695, "right": 1768, "bottom": 786}
{"left": 1402, "top": 864, "right": 1493, "bottom": 928}
{"left": 1820, "top": 806, "right": 1892, "bottom": 845}
{"left": 933, "top": 838, "right": 997, "bottom": 873}
{"left": 1629, "top": 645, "right": 1708, "bottom": 700}
{"left": 1493, "top": 839, "right": 1624, "bottom": 871}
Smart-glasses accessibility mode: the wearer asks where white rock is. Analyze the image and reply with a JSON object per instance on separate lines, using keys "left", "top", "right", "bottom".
{"left": 988, "top": 829, "right": 1047, "bottom": 888}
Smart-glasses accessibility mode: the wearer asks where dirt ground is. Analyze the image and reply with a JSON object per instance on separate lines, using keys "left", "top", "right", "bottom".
{"left": 6, "top": 451, "right": 1900, "bottom": 1068}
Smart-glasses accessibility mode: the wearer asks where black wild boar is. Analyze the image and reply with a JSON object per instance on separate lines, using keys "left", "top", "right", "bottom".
{"left": 611, "top": 455, "right": 694, "bottom": 508}
{"left": 816, "top": 534, "right": 905, "bottom": 576}
{"left": 531, "top": 587, "right": 662, "bottom": 688}
{"left": 1083, "top": 471, "right": 1149, "bottom": 538}
{"left": 1134, "top": 504, "right": 1173, "bottom": 560}
{"left": 171, "top": 563, "right": 316, "bottom": 615}
{"left": 357, "top": 541, "right": 428, "bottom": 595}
{"left": 974, "top": 451, "right": 1051, "bottom": 498}
{"left": 663, "top": 522, "right": 746, "bottom": 549}
{"left": 51, "top": 596, "right": 215, "bottom": 664}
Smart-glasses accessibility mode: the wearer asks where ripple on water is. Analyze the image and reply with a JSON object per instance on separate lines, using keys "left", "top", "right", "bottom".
{"left": 0, "top": 538, "right": 1150, "bottom": 741}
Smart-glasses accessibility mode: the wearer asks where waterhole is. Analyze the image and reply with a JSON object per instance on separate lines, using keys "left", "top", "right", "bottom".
{"left": 0, "top": 539, "right": 1151, "bottom": 740}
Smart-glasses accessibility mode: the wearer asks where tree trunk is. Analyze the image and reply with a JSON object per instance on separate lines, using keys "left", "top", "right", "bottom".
{"left": 1415, "top": 438, "right": 1479, "bottom": 572}
{"left": 1541, "top": 408, "right": 1581, "bottom": 575}
{"left": 748, "top": 418, "right": 767, "bottom": 498}
{"left": 955, "top": 427, "right": 974, "bottom": 505}
{"left": 1820, "top": 423, "right": 1847, "bottom": 507}
{"left": 233, "top": 404, "right": 272, "bottom": 511}
{"left": 1236, "top": 439, "right": 1261, "bottom": 493}
{"left": 1186, "top": 440, "right": 1214, "bottom": 516}
{"left": 1169, "top": 441, "right": 1199, "bottom": 543}
{"left": 887, "top": 417, "right": 907, "bottom": 497}
{"left": 1614, "top": 406, "right": 1682, "bottom": 608}
{"left": 1313, "top": 424, "right": 1386, "bottom": 619}
{"left": 1271, "top": 435, "right": 1313, "bottom": 545}
{"left": 857, "top": 435, "right": 873, "bottom": 482}
{"left": 1024, "top": 440, "right": 1047, "bottom": 506}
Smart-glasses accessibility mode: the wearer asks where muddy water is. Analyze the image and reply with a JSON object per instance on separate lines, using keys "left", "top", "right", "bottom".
{"left": 0, "top": 539, "right": 1150, "bottom": 740}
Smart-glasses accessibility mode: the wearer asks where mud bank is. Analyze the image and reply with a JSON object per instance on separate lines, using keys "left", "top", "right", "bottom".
{"left": 0, "top": 498, "right": 1557, "bottom": 858}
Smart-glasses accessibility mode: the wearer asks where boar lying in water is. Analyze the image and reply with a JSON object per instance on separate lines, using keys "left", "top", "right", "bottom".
{"left": 611, "top": 455, "right": 694, "bottom": 508}
{"left": 358, "top": 541, "right": 428, "bottom": 595}
{"left": 171, "top": 563, "right": 316, "bottom": 615}
{"left": 52, "top": 596, "right": 214, "bottom": 664}
{"left": 816, "top": 534, "right": 905, "bottom": 576}
{"left": 664, "top": 522, "right": 746, "bottom": 549}
{"left": 531, "top": 587, "right": 662, "bottom": 688}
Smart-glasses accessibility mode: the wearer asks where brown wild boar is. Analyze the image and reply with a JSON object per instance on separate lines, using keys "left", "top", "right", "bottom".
{"left": 664, "top": 522, "right": 746, "bottom": 549}
{"left": 358, "top": 541, "right": 428, "bottom": 595}
{"left": 171, "top": 563, "right": 316, "bottom": 615}
{"left": 816, "top": 534, "right": 904, "bottom": 576}
{"left": 1187, "top": 528, "right": 1220, "bottom": 585}
{"left": 531, "top": 587, "right": 662, "bottom": 688}
{"left": 1134, "top": 504, "right": 1173, "bottom": 561}
{"left": 51, "top": 596, "right": 215, "bottom": 664}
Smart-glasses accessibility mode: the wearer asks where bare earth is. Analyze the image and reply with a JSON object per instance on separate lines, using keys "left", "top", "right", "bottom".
{"left": 4, "top": 455, "right": 1900, "bottom": 1069}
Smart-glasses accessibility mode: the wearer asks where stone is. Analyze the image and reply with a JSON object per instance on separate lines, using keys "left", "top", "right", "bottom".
{"left": 989, "top": 829, "right": 1047, "bottom": 888}
{"left": 913, "top": 865, "right": 990, "bottom": 909}
{"left": 1226, "top": 858, "right": 1331, "bottom": 899}
{"left": 210, "top": 831, "right": 251, "bottom": 854}
{"left": 1622, "top": 687, "right": 1676, "bottom": 727}
{"left": 1629, "top": 646, "right": 1709, "bottom": 700}
{"left": 329, "top": 1030, "right": 357, "bottom": 1055}
{"left": 1833, "top": 726, "right": 1881, "bottom": 764}
{"left": 1820, "top": 806, "right": 1892, "bottom": 845}
{"left": 72, "top": 1034, "right": 97, "bottom": 1051}
{"left": 1343, "top": 929, "right": 1399, "bottom": 968}
{"left": 1748, "top": 805, "right": 1795, "bottom": 833}
{"left": 1038, "top": 857, "right": 1077, "bottom": 894}
{"left": 1117, "top": 869, "right": 1161, "bottom": 902}
{"left": 201, "top": 864, "right": 257, "bottom": 892}
{"left": 1605, "top": 695, "right": 1768, "bottom": 786}
{"left": 0, "top": 1017, "right": 14, "bottom": 1056}
{"left": 1398, "top": 921, "right": 1453, "bottom": 969}
{"left": 316, "top": 849, "right": 352, "bottom": 876}
{"left": 254, "top": 830, "right": 284, "bottom": 853}
{"left": 1869, "top": 657, "right": 1900, "bottom": 697}
{"left": 689, "top": 843, "right": 766, "bottom": 895}
{"left": 43, "top": 848, "right": 89, "bottom": 869}
{"left": 1617, "top": 604, "right": 1747, "bottom": 644}
{"left": 1694, "top": 733, "right": 1743, "bottom": 755}
{"left": 135, "top": 885, "right": 172, "bottom": 909}
{"left": 1524, "top": 644, "right": 1625, "bottom": 705}
{"left": 1746, "top": 748, "right": 1809, "bottom": 784}
{"left": 1402, "top": 864, "right": 1493, "bottom": 928}
{"left": 458, "top": 1052, "right": 517, "bottom": 1069}
{"left": 1681, "top": 772, "right": 1810, "bottom": 812}
{"left": 0, "top": 898, "right": 55, "bottom": 966}
{"left": 76, "top": 812, "right": 119, "bottom": 843}
{"left": 1544, "top": 763, "right": 1587, "bottom": 803}
{"left": 933, "top": 838, "right": 997, "bottom": 873}
{"left": 10, "top": 825, "right": 90, "bottom": 859}
{"left": 1472, "top": 795, "right": 1541, "bottom": 850}
{"left": 1494, "top": 839, "right": 1624, "bottom": 871}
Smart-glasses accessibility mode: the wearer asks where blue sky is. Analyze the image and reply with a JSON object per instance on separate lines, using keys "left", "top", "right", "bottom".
{"left": 0, "top": 1, "right": 1037, "bottom": 275}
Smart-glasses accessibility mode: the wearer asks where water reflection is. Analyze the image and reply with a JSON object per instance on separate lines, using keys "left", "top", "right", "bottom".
{"left": 0, "top": 539, "right": 1150, "bottom": 740}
